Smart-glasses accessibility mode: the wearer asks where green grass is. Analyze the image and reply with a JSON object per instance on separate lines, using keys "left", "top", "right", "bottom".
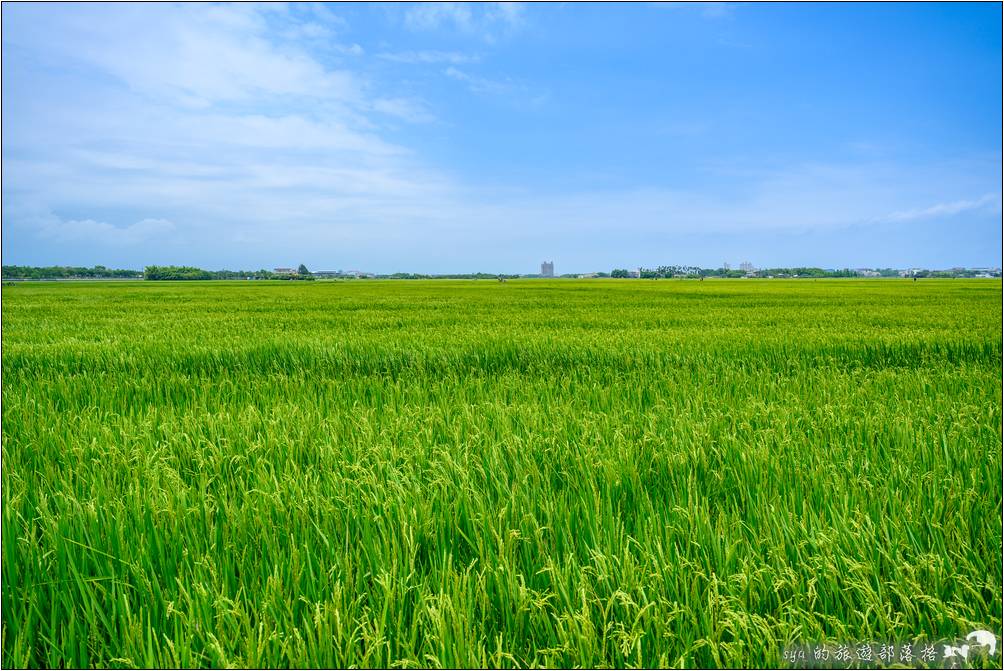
{"left": 2, "top": 279, "right": 1001, "bottom": 668}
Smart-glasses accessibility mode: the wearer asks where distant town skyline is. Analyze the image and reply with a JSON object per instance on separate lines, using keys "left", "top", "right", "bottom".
{"left": 5, "top": 260, "right": 1001, "bottom": 280}
{"left": 3, "top": 3, "right": 1001, "bottom": 272}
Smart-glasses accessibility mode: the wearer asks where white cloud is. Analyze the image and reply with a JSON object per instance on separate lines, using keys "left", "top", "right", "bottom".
{"left": 2, "top": 2, "right": 462, "bottom": 264}
{"left": 8, "top": 4, "right": 361, "bottom": 106}
{"left": 40, "top": 216, "right": 175, "bottom": 246}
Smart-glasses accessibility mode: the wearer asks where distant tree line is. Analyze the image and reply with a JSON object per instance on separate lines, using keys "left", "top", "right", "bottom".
{"left": 6, "top": 264, "right": 995, "bottom": 282}
{"left": 909, "top": 268, "right": 997, "bottom": 278}
{"left": 377, "top": 272, "right": 521, "bottom": 280}
{"left": 2, "top": 265, "right": 143, "bottom": 279}
{"left": 607, "top": 266, "right": 864, "bottom": 279}
{"left": 746, "top": 267, "right": 858, "bottom": 278}
{"left": 2, "top": 265, "right": 517, "bottom": 281}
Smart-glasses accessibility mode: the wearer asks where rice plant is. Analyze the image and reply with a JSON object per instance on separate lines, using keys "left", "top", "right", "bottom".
{"left": 2, "top": 279, "right": 1001, "bottom": 668}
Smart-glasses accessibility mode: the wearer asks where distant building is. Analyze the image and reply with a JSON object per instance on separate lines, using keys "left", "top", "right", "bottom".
{"left": 579, "top": 272, "right": 599, "bottom": 279}
{"left": 628, "top": 268, "right": 641, "bottom": 278}
{"left": 739, "top": 261, "right": 754, "bottom": 273}
{"left": 274, "top": 267, "right": 296, "bottom": 274}
{"left": 541, "top": 261, "right": 554, "bottom": 277}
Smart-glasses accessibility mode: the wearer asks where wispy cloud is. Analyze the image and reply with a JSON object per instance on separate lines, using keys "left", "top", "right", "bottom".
{"left": 279, "top": 21, "right": 334, "bottom": 41}
{"left": 333, "top": 43, "right": 365, "bottom": 56}
{"left": 378, "top": 50, "right": 479, "bottom": 64}
{"left": 883, "top": 193, "right": 1001, "bottom": 222}
{"left": 697, "top": 3, "right": 733, "bottom": 19}
{"left": 371, "top": 97, "right": 436, "bottom": 124}
{"left": 484, "top": 3, "right": 525, "bottom": 29}
{"left": 444, "top": 66, "right": 518, "bottom": 96}
{"left": 405, "top": 3, "right": 474, "bottom": 32}
{"left": 441, "top": 66, "right": 545, "bottom": 107}
{"left": 651, "top": 2, "right": 734, "bottom": 19}
{"left": 403, "top": 2, "right": 524, "bottom": 40}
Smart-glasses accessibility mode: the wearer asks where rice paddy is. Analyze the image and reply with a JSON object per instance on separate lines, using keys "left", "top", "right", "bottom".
{"left": 2, "top": 278, "right": 1001, "bottom": 668}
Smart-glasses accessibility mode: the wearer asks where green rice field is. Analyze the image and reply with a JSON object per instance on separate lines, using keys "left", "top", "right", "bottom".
{"left": 2, "top": 279, "right": 1001, "bottom": 668}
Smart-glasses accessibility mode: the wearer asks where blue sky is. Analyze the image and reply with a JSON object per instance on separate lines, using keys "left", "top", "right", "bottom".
{"left": 2, "top": 2, "right": 1001, "bottom": 273}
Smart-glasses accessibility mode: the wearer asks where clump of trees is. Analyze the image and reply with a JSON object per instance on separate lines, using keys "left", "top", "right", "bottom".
{"left": 143, "top": 266, "right": 309, "bottom": 280}
{"left": 144, "top": 266, "right": 213, "bottom": 280}
{"left": 758, "top": 267, "right": 857, "bottom": 278}
{"left": 143, "top": 265, "right": 297, "bottom": 279}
